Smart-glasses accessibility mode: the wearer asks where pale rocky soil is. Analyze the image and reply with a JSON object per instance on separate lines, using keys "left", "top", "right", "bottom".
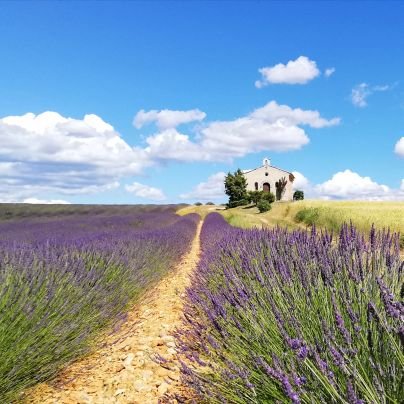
{"left": 25, "top": 220, "right": 202, "bottom": 404}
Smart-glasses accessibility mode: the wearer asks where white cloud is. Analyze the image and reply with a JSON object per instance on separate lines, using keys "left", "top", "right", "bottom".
{"left": 0, "top": 111, "right": 150, "bottom": 202}
{"left": 255, "top": 56, "right": 320, "bottom": 87}
{"left": 133, "top": 109, "right": 206, "bottom": 130}
{"left": 180, "top": 172, "right": 226, "bottom": 200}
{"left": 0, "top": 112, "right": 150, "bottom": 172}
{"left": 394, "top": 137, "right": 404, "bottom": 157}
{"left": 351, "top": 83, "right": 390, "bottom": 108}
{"left": 1, "top": 103, "right": 339, "bottom": 202}
{"left": 125, "top": 182, "right": 166, "bottom": 201}
{"left": 351, "top": 83, "right": 371, "bottom": 107}
{"left": 0, "top": 162, "right": 19, "bottom": 175}
{"left": 144, "top": 101, "right": 340, "bottom": 162}
{"left": 200, "top": 117, "right": 309, "bottom": 157}
{"left": 22, "top": 198, "right": 71, "bottom": 204}
{"left": 0, "top": 181, "right": 120, "bottom": 204}
{"left": 315, "top": 169, "right": 393, "bottom": 200}
{"left": 250, "top": 101, "right": 340, "bottom": 128}
{"left": 292, "top": 171, "right": 310, "bottom": 190}
{"left": 324, "top": 67, "right": 335, "bottom": 78}
{"left": 295, "top": 170, "right": 403, "bottom": 201}
{"left": 145, "top": 128, "right": 207, "bottom": 161}
{"left": 373, "top": 84, "right": 389, "bottom": 91}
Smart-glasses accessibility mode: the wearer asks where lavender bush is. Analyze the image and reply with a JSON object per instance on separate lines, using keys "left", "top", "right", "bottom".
{"left": 178, "top": 213, "right": 403, "bottom": 403}
{"left": 0, "top": 210, "right": 198, "bottom": 401}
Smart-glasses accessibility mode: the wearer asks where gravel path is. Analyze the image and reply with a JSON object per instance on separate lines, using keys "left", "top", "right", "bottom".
{"left": 26, "top": 219, "right": 202, "bottom": 404}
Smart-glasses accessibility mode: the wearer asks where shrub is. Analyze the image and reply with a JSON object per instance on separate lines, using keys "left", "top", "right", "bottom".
{"left": 261, "top": 192, "right": 275, "bottom": 204}
{"left": 227, "top": 199, "right": 249, "bottom": 209}
{"left": 257, "top": 199, "right": 271, "bottom": 213}
{"left": 295, "top": 207, "right": 320, "bottom": 226}
{"left": 205, "top": 202, "right": 215, "bottom": 205}
{"left": 194, "top": 202, "right": 203, "bottom": 206}
{"left": 293, "top": 190, "right": 304, "bottom": 200}
{"left": 247, "top": 190, "right": 263, "bottom": 205}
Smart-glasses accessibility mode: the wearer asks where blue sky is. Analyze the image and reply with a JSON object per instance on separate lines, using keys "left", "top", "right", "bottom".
{"left": 0, "top": 1, "right": 403, "bottom": 204}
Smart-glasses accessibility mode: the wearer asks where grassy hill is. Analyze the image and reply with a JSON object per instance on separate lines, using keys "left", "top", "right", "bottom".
{"left": 178, "top": 201, "right": 404, "bottom": 242}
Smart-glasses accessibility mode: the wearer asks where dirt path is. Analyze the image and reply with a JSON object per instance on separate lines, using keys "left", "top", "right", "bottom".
{"left": 26, "top": 220, "right": 203, "bottom": 404}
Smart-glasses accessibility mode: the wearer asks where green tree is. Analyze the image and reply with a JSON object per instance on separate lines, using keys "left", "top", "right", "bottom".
{"left": 275, "top": 176, "right": 288, "bottom": 200}
{"left": 247, "top": 190, "right": 263, "bottom": 205}
{"left": 224, "top": 169, "right": 249, "bottom": 208}
{"left": 261, "top": 192, "right": 275, "bottom": 204}
{"left": 257, "top": 199, "right": 272, "bottom": 213}
{"left": 293, "top": 190, "right": 304, "bottom": 201}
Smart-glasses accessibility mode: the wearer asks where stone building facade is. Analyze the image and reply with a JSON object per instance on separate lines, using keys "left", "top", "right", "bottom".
{"left": 243, "top": 158, "right": 295, "bottom": 201}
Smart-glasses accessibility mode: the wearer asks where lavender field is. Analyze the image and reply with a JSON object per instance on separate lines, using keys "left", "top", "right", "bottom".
{"left": 178, "top": 213, "right": 403, "bottom": 403}
{"left": 0, "top": 206, "right": 198, "bottom": 401}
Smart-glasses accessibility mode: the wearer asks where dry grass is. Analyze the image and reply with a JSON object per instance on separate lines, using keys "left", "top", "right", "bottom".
{"left": 288, "top": 200, "right": 404, "bottom": 234}
{"left": 177, "top": 205, "right": 225, "bottom": 219}
{"left": 178, "top": 201, "right": 404, "bottom": 236}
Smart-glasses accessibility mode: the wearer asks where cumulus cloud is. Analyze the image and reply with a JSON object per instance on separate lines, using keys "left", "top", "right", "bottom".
{"left": 394, "top": 137, "right": 404, "bottom": 157}
{"left": 200, "top": 117, "right": 309, "bottom": 158}
{"left": 324, "top": 67, "right": 335, "bottom": 78}
{"left": 249, "top": 101, "right": 340, "bottom": 128}
{"left": 292, "top": 171, "right": 310, "bottom": 190}
{"left": 145, "top": 128, "right": 206, "bottom": 162}
{"left": 315, "top": 169, "right": 395, "bottom": 200}
{"left": 0, "top": 111, "right": 150, "bottom": 202}
{"left": 351, "top": 83, "right": 390, "bottom": 108}
{"left": 295, "top": 170, "right": 403, "bottom": 200}
{"left": 1, "top": 103, "right": 339, "bottom": 202}
{"left": 180, "top": 172, "right": 226, "bottom": 200}
{"left": 133, "top": 109, "right": 206, "bottom": 130}
{"left": 125, "top": 182, "right": 166, "bottom": 201}
{"left": 255, "top": 56, "right": 320, "bottom": 87}
{"left": 144, "top": 101, "right": 340, "bottom": 162}
{"left": 0, "top": 112, "right": 149, "bottom": 173}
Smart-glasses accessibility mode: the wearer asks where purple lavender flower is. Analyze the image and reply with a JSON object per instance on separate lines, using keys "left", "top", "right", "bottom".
{"left": 177, "top": 213, "right": 403, "bottom": 403}
{"left": 377, "top": 277, "right": 403, "bottom": 319}
{"left": 346, "top": 378, "right": 364, "bottom": 404}
{"left": 0, "top": 209, "right": 199, "bottom": 401}
{"left": 297, "top": 345, "right": 308, "bottom": 361}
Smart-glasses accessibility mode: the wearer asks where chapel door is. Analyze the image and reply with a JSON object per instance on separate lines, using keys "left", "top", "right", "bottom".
{"left": 263, "top": 183, "right": 270, "bottom": 193}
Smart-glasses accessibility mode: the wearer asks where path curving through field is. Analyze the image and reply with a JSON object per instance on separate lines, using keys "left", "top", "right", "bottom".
{"left": 26, "top": 219, "right": 203, "bottom": 404}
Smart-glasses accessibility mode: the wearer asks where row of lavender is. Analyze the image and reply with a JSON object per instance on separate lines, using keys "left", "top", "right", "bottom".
{"left": 0, "top": 210, "right": 199, "bottom": 401}
{"left": 178, "top": 213, "right": 403, "bottom": 403}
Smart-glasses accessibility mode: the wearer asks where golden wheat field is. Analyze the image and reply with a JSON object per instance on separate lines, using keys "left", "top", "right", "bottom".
{"left": 178, "top": 201, "right": 404, "bottom": 236}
